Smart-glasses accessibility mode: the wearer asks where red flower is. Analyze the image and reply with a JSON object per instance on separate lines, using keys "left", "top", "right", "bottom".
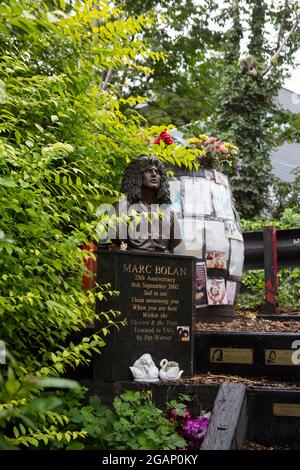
{"left": 154, "top": 131, "right": 174, "bottom": 146}
{"left": 168, "top": 407, "right": 192, "bottom": 422}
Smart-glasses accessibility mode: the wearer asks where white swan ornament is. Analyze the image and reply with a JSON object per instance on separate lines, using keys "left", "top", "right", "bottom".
{"left": 130, "top": 353, "right": 159, "bottom": 382}
{"left": 159, "top": 359, "right": 183, "bottom": 381}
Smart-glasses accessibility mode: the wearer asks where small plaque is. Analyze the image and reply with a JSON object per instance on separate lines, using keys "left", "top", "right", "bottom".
{"left": 265, "top": 349, "right": 297, "bottom": 366}
{"left": 210, "top": 347, "right": 253, "bottom": 364}
{"left": 273, "top": 403, "right": 300, "bottom": 417}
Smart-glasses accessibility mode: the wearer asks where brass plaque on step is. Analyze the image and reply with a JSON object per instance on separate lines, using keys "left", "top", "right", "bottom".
{"left": 265, "top": 349, "right": 297, "bottom": 366}
{"left": 210, "top": 347, "right": 253, "bottom": 364}
{"left": 273, "top": 403, "right": 300, "bottom": 417}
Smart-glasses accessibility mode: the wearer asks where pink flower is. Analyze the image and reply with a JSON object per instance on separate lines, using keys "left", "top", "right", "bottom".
{"left": 181, "top": 412, "right": 211, "bottom": 449}
{"left": 220, "top": 145, "right": 229, "bottom": 154}
{"left": 182, "top": 415, "right": 210, "bottom": 441}
{"left": 205, "top": 137, "right": 217, "bottom": 144}
{"left": 168, "top": 408, "right": 178, "bottom": 422}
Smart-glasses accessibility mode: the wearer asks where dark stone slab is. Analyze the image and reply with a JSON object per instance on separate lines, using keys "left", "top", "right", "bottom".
{"left": 94, "top": 250, "right": 196, "bottom": 381}
{"left": 247, "top": 387, "right": 300, "bottom": 448}
{"left": 195, "top": 331, "right": 300, "bottom": 380}
{"left": 258, "top": 313, "right": 300, "bottom": 321}
{"left": 193, "top": 305, "right": 235, "bottom": 324}
{"left": 80, "top": 379, "right": 219, "bottom": 415}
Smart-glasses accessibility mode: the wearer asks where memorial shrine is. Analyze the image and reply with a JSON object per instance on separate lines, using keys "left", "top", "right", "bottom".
{"left": 90, "top": 143, "right": 300, "bottom": 450}
{"left": 95, "top": 150, "right": 246, "bottom": 380}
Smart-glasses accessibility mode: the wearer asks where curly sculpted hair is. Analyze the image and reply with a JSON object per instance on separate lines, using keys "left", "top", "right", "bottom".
{"left": 121, "top": 155, "right": 171, "bottom": 204}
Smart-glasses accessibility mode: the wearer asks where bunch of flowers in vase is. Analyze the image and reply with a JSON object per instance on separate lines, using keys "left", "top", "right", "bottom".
{"left": 187, "top": 134, "right": 242, "bottom": 176}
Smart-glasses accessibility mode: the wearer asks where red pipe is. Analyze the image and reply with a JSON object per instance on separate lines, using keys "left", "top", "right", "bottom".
{"left": 81, "top": 241, "right": 96, "bottom": 290}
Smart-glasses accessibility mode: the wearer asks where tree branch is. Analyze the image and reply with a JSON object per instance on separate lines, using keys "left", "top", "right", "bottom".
{"left": 91, "top": 3, "right": 114, "bottom": 91}
{"left": 276, "top": 0, "right": 289, "bottom": 50}
{"left": 231, "top": 0, "right": 242, "bottom": 58}
{"left": 263, "top": 9, "right": 300, "bottom": 77}
{"left": 100, "top": 68, "right": 114, "bottom": 91}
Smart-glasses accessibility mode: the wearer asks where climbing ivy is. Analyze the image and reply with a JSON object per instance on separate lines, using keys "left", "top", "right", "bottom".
{"left": 211, "top": 0, "right": 300, "bottom": 218}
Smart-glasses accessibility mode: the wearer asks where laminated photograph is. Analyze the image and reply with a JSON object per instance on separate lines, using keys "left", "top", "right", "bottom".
{"left": 205, "top": 220, "right": 229, "bottom": 257}
{"left": 206, "top": 251, "right": 227, "bottom": 269}
{"left": 195, "top": 262, "right": 208, "bottom": 308}
{"left": 207, "top": 278, "right": 228, "bottom": 305}
{"left": 183, "top": 177, "right": 212, "bottom": 216}
{"left": 214, "top": 170, "right": 229, "bottom": 188}
{"left": 224, "top": 220, "right": 243, "bottom": 241}
{"left": 177, "top": 326, "right": 190, "bottom": 342}
{"left": 233, "top": 207, "right": 243, "bottom": 232}
{"left": 229, "top": 239, "right": 244, "bottom": 277}
{"left": 226, "top": 280, "right": 237, "bottom": 305}
{"left": 169, "top": 180, "right": 182, "bottom": 216}
{"left": 175, "top": 218, "right": 204, "bottom": 256}
{"left": 211, "top": 183, "right": 235, "bottom": 220}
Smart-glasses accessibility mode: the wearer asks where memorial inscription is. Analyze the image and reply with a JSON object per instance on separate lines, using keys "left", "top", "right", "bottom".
{"left": 125, "top": 262, "right": 185, "bottom": 343}
{"left": 273, "top": 403, "right": 300, "bottom": 417}
{"left": 265, "top": 349, "right": 299, "bottom": 366}
{"left": 210, "top": 347, "right": 253, "bottom": 365}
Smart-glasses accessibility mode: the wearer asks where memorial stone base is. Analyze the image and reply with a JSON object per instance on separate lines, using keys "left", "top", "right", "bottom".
{"left": 94, "top": 250, "right": 196, "bottom": 381}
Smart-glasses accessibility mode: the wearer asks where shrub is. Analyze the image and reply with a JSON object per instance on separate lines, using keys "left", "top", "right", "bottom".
{"left": 0, "top": 354, "right": 85, "bottom": 450}
{"left": 0, "top": 1, "right": 197, "bottom": 449}
{"left": 43, "top": 389, "right": 187, "bottom": 450}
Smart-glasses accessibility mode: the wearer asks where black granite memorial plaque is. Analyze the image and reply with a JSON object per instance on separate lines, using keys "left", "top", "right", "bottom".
{"left": 94, "top": 250, "right": 196, "bottom": 381}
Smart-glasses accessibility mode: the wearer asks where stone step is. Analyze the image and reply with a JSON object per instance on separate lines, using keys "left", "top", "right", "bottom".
{"left": 258, "top": 313, "right": 300, "bottom": 321}
{"left": 194, "top": 330, "right": 300, "bottom": 380}
{"left": 247, "top": 386, "right": 300, "bottom": 448}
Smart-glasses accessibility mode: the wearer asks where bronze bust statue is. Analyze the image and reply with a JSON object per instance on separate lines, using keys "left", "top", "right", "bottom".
{"left": 112, "top": 155, "right": 181, "bottom": 253}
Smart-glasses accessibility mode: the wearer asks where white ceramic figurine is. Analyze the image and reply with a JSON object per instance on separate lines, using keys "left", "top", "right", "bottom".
{"left": 130, "top": 353, "right": 159, "bottom": 382}
{"left": 159, "top": 359, "right": 183, "bottom": 381}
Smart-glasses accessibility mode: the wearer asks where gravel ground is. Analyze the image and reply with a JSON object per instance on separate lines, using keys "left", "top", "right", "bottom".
{"left": 241, "top": 441, "right": 290, "bottom": 450}
{"left": 177, "top": 372, "right": 300, "bottom": 389}
{"left": 194, "top": 310, "right": 300, "bottom": 333}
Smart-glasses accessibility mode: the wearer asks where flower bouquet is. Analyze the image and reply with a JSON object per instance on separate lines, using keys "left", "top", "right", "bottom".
{"left": 168, "top": 405, "right": 211, "bottom": 450}
{"left": 187, "top": 134, "right": 242, "bottom": 176}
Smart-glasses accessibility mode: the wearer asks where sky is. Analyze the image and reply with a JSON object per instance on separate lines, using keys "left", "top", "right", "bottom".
{"left": 284, "top": 50, "right": 300, "bottom": 95}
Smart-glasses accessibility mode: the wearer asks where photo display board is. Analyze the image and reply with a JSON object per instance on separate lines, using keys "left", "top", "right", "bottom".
{"left": 172, "top": 169, "right": 244, "bottom": 314}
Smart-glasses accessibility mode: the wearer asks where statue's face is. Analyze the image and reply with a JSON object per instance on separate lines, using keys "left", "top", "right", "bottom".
{"left": 142, "top": 165, "right": 161, "bottom": 190}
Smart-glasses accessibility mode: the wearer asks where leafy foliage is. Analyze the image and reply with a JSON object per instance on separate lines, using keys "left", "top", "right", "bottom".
{"left": 0, "top": 0, "right": 139, "bottom": 379}
{"left": 3, "top": 387, "right": 186, "bottom": 450}
{"left": 0, "top": 0, "right": 198, "bottom": 449}
{"left": 118, "top": 1, "right": 300, "bottom": 217}
{"left": 211, "top": 0, "right": 300, "bottom": 218}
{"left": 57, "top": 390, "right": 187, "bottom": 450}
{"left": 0, "top": 354, "right": 84, "bottom": 450}
{"left": 271, "top": 168, "right": 300, "bottom": 218}
{"left": 105, "top": 390, "right": 186, "bottom": 450}
{"left": 114, "top": 0, "right": 222, "bottom": 126}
